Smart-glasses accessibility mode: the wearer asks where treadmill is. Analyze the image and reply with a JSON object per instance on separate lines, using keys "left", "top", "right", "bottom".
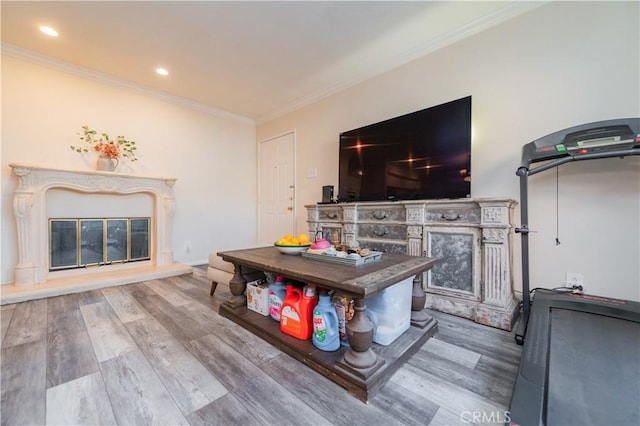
{"left": 509, "top": 118, "right": 640, "bottom": 425}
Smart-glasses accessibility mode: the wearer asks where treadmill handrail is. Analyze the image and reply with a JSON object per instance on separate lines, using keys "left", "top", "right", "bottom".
{"left": 518, "top": 147, "right": 640, "bottom": 177}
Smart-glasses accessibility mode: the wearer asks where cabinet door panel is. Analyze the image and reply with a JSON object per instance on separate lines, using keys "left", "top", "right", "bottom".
{"left": 425, "top": 227, "right": 481, "bottom": 301}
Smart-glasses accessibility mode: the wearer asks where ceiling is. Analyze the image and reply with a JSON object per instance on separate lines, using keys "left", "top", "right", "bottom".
{"left": 1, "top": 1, "right": 542, "bottom": 123}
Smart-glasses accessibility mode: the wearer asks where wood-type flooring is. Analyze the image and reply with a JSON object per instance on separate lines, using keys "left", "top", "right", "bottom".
{"left": 1, "top": 266, "right": 521, "bottom": 425}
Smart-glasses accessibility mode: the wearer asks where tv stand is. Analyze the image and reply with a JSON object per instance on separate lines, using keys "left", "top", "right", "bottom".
{"left": 306, "top": 198, "right": 518, "bottom": 330}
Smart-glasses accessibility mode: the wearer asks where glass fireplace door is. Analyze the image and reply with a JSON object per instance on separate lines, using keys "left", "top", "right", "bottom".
{"left": 80, "top": 219, "right": 104, "bottom": 266}
{"left": 50, "top": 220, "right": 78, "bottom": 269}
{"left": 106, "top": 219, "right": 127, "bottom": 263}
{"left": 130, "top": 219, "right": 150, "bottom": 260}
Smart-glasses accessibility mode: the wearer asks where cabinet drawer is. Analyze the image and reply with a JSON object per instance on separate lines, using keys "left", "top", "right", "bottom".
{"left": 426, "top": 206, "right": 480, "bottom": 224}
{"left": 357, "top": 206, "right": 405, "bottom": 222}
{"left": 318, "top": 209, "right": 343, "bottom": 221}
{"left": 357, "top": 223, "right": 406, "bottom": 240}
{"left": 357, "top": 239, "right": 407, "bottom": 255}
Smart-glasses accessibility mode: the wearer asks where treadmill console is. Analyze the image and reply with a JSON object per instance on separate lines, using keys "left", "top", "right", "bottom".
{"left": 519, "top": 118, "right": 640, "bottom": 170}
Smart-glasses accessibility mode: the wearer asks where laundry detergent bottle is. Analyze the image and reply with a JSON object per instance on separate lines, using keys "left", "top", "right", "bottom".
{"left": 312, "top": 293, "right": 340, "bottom": 351}
{"left": 268, "top": 275, "right": 287, "bottom": 321}
{"left": 280, "top": 284, "right": 317, "bottom": 340}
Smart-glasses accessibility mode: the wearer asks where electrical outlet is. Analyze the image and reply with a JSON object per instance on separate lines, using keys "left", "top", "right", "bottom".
{"left": 566, "top": 272, "right": 584, "bottom": 288}
{"left": 185, "top": 241, "right": 191, "bottom": 254}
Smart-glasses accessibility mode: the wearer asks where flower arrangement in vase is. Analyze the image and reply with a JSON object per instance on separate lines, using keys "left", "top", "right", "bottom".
{"left": 70, "top": 125, "right": 138, "bottom": 171}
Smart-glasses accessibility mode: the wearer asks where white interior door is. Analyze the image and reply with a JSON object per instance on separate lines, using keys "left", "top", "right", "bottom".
{"left": 258, "top": 132, "right": 296, "bottom": 245}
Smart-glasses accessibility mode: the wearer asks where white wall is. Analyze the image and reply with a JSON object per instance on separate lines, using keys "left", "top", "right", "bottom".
{"left": 1, "top": 54, "right": 258, "bottom": 285}
{"left": 257, "top": 2, "right": 640, "bottom": 301}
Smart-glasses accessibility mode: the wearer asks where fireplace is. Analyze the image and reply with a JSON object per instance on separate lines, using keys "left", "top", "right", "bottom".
{"left": 4, "top": 163, "right": 191, "bottom": 304}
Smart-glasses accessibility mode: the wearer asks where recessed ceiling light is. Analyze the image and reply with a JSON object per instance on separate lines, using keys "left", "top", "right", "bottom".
{"left": 39, "top": 26, "right": 58, "bottom": 37}
{"left": 156, "top": 68, "right": 169, "bottom": 76}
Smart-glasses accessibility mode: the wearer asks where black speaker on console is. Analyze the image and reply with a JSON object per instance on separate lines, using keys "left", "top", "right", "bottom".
{"left": 321, "top": 185, "right": 334, "bottom": 204}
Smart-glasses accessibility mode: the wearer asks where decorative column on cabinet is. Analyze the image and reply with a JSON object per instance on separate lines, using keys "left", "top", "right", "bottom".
{"left": 475, "top": 200, "right": 519, "bottom": 330}
{"left": 306, "top": 205, "right": 319, "bottom": 236}
{"left": 342, "top": 204, "right": 357, "bottom": 247}
{"left": 406, "top": 225, "right": 423, "bottom": 256}
{"left": 405, "top": 202, "right": 425, "bottom": 257}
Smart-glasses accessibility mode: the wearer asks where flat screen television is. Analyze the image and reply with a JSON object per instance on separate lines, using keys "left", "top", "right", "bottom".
{"left": 338, "top": 96, "right": 471, "bottom": 202}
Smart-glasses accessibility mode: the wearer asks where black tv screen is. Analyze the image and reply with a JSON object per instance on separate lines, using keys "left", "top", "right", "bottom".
{"left": 338, "top": 96, "right": 471, "bottom": 202}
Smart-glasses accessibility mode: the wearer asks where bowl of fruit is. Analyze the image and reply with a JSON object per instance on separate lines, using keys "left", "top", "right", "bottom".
{"left": 274, "top": 233, "right": 311, "bottom": 255}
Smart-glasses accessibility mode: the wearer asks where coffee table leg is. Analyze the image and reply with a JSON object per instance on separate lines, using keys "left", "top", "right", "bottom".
{"left": 339, "top": 297, "right": 384, "bottom": 379}
{"left": 225, "top": 263, "right": 247, "bottom": 309}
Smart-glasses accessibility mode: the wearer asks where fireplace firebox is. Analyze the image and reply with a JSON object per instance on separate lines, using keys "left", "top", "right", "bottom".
{"left": 50, "top": 218, "right": 150, "bottom": 270}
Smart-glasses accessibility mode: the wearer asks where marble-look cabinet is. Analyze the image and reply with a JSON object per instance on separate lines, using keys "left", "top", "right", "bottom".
{"left": 306, "top": 198, "right": 519, "bottom": 330}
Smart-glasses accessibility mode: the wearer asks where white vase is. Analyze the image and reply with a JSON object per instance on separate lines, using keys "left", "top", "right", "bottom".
{"left": 96, "top": 156, "right": 118, "bottom": 172}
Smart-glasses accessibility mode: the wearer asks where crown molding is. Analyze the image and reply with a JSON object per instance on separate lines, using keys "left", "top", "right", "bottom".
{"left": 256, "top": 1, "right": 547, "bottom": 125}
{"left": 1, "top": 42, "right": 255, "bottom": 126}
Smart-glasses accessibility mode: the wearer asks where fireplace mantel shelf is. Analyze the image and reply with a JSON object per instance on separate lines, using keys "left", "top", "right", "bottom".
{"left": 3, "top": 163, "right": 191, "bottom": 304}
{"left": 10, "top": 162, "right": 177, "bottom": 186}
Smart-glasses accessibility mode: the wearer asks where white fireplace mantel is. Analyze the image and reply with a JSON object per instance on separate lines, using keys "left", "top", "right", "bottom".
{"left": 4, "top": 163, "right": 191, "bottom": 303}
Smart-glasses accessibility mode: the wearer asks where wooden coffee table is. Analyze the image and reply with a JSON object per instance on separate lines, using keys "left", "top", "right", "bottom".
{"left": 217, "top": 246, "right": 438, "bottom": 402}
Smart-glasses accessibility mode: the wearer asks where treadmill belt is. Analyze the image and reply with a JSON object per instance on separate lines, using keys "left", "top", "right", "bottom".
{"left": 547, "top": 309, "right": 640, "bottom": 425}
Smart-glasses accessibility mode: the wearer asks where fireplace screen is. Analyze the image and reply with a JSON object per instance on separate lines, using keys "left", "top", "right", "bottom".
{"left": 49, "top": 218, "right": 150, "bottom": 270}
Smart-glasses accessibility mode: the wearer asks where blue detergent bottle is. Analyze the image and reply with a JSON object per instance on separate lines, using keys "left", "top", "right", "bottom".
{"left": 269, "top": 275, "right": 287, "bottom": 321}
{"left": 312, "top": 293, "right": 340, "bottom": 351}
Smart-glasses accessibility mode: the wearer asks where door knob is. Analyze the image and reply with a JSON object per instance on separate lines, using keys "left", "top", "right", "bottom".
{"left": 287, "top": 206, "right": 293, "bottom": 211}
